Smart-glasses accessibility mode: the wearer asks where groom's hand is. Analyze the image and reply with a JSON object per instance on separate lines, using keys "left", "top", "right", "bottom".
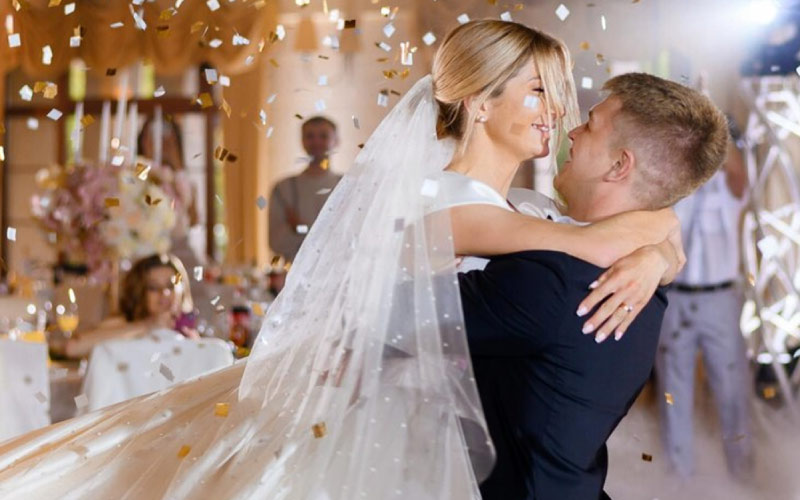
{"left": 576, "top": 245, "right": 669, "bottom": 342}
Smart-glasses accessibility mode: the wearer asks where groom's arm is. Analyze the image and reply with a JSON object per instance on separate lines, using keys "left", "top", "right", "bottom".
{"left": 458, "top": 251, "right": 568, "bottom": 357}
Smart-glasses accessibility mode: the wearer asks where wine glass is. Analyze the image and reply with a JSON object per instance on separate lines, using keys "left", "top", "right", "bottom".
{"left": 56, "top": 303, "right": 79, "bottom": 339}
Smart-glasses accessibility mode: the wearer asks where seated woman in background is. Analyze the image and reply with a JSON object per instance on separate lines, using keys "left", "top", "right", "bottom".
{"left": 64, "top": 254, "right": 198, "bottom": 359}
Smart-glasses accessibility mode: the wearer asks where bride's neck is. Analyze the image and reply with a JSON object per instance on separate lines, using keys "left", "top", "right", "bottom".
{"left": 445, "top": 133, "right": 520, "bottom": 197}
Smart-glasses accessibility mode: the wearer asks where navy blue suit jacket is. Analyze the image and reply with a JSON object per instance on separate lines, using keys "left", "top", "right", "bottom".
{"left": 459, "top": 251, "right": 667, "bottom": 500}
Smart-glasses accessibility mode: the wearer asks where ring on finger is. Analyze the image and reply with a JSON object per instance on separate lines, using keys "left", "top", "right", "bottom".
{"left": 621, "top": 303, "right": 634, "bottom": 313}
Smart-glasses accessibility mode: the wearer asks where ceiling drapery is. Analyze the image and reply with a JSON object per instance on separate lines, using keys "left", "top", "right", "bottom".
{"left": 0, "top": 0, "right": 277, "bottom": 77}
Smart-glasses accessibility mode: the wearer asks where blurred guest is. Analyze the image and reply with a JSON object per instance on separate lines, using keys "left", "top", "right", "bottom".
{"left": 655, "top": 111, "right": 753, "bottom": 479}
{"left": 64, "top": 254, "right": 197, "bottom": 359}
{"left": 138, "top": 117, "right": 203, "bottom": 273}
{"left": 268, "top": 116, "right": 342, "bottom": 262}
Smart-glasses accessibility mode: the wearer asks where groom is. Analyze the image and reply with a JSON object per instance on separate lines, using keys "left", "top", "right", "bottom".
{"left": 459, "top": 73, "right": 730, "bottom": 499}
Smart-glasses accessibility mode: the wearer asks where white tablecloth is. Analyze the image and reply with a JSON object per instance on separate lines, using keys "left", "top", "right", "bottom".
{"left": 81, "top": 329, "right": 234, "bottom": 412}
{"left": 0, "top": 339, "right": 50, "bottom": 441}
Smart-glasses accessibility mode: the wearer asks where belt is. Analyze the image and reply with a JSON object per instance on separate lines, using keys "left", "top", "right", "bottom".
{"left": 671, "top": 281, "right": 735, "bottom": 293}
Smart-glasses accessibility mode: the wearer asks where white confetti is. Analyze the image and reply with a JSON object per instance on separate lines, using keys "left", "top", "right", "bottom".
{"left": 69, "top": 35, "right": 81, "bottom": 48}
{"left": 153, "top": 86, "right": 166, "bottom": 98}
{"left": 74, "top": 393, "right": 88, "bottom": 410}
{"left": 193, "top": 266, "right": 204, "bottom": 281}
{"left": 296, "top": 225, "right": 309, "bottom": 235}
{"left": 581, "top": 77, "right": 594, "bottom": 89}
{"left": 111, "top": 155, "right": 125, "bottom": 166}
{"left": 500, "top": 11, "right": 512, "bottom": 21}
{"left": 556, "top": 4, "right": 570, "bottom": 22}
{"left": 523, "top": 95, "right": 540, "bottom": 109}
{"left": 267, "top": 93, "right": 277, "bottom": 104}
{"left": 206, "top": 0, "right": 220, "bottom": 11}
{"left": 42, "top": 45, "right": 53, "bottom": 65}
{"left": 68, "top": 287, "right": 76, "bottom": 303}
{"left": 34, "top": 392, "right": 47, "bottom": 404}
{"left": 130, "top": 6, "right": 147, "bottom": 31}
{"left": 256, "top": 196, "right": 267, "bottom": 209}
{"left": 420, "top": 179, "right": 440, "bottom": 198}
{"left": 457, "top": 13, "right": 470, "bottom": 24}
{"left": 266, "top": 126, "right": 274, "bottom": 138}
{"left": 377, "top": 41, "right": 391, "bottom": 52}
{"left": 383, "top": 23, "right": 396, "bottom": 38}
{"left": 422, "top": 32, "right": 436, "bottom": 46}
{"left": 219, "top": 75, "right": 230, "bottom": 87}
{"left": 232, "top": 33, "right": 250, "bottom": 46}
{"left": 259, "top": 109, "right": 267, "bottom": 125}
{"left": 204, "top": 68, "right": 218, "bottom": 84}
{"left": 209, "top": 39, "right": 223, "bottom": 48}
{"left": 7, "top": 33, "right": 20, "bottom": 48}
{"left": 318, "top": 75, "right": 328, "bottom": 86}
{"left": 315, "top": 99, "right": 326, "bottom": 112}
{"left": 601, "top": 15, "right": 607, "bottom": 31}
{"left": 210, "top": 295, "right": 221, "bottom": 306}
{"left": 47, "top": 108, "right": 63, "bottom": 121}
{"left": 244, "top": 55, "right": 255, "bottom": 66}
{"left": 6, "top": 227, "right": 16, "bottom": 241}
{"left": 19, "top": 85, "right": 32, "bottom": 101}
{"left": 377, "top": 92, "right": 389, "bottom": 107}
{"left": 352, "top": 115, "right": 360, "bottom": 129}
{"left": 64, "top": 3, "right": 75, "bottom": 15}
{"left": 316, "top": 188, "right": 332, "bottom": 195}
{"left": 27, "top": 118, "right": 39, "bottom": 130}
{"left": 275, "top": 24, "right": 286, "bottom": 40}
{"left": 110, "top": 22, "right": 124, "bottom": 29}
{"left": 159, "top": 363, "right": 174, "bottom": 382}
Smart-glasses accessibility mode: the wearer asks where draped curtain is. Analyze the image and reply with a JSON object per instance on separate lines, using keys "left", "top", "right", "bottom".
{"left": 0, "top": 0, "right": 278, "bottom": 265}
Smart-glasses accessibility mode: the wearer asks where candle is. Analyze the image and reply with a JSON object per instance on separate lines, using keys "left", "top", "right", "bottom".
{"left": 99, "top": 100, "right": 111, "bottom": 164}
{"left": 128, "top": 102, "right": 138, "bottom": 164}
{"left": 72, "top": 101, "right": 83, "bottom": 163}
{"left": 112, "top": 69, "right": 129, "bottom": 151}
{"left": 153, "top": 105, "right": 163, "bottom": 167}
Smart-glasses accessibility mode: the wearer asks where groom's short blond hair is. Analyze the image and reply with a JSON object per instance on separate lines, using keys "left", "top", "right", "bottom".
{"left": 603, "top": 73, "right": 729, "bottom": 208}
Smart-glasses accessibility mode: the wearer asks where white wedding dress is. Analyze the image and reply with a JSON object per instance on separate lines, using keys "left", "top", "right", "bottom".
{"left": 0, "top": 77, "right": 496, "bottom": 500}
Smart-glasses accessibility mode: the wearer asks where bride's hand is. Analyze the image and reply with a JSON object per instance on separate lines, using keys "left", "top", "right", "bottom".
{"left": 576, "top": 244, "right": 671, "bottom": 343}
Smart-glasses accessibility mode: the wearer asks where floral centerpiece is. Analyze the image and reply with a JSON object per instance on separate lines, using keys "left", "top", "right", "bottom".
{"left": 31, "top": 162, "right": 179, "bottom": 282}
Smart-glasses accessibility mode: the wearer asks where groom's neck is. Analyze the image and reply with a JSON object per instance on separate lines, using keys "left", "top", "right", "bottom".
{"left": 564, "top": 189, "right": 642, "bottom": 222}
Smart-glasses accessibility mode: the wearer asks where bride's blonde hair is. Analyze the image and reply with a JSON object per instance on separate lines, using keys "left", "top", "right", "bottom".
{"left": 433, "top": 20, "right": 579, "bottom": 153}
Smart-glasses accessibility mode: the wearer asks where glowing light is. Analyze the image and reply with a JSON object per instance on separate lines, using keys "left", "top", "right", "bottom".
{"left": 742, "top": 0, "right": 779, "bottom": 26}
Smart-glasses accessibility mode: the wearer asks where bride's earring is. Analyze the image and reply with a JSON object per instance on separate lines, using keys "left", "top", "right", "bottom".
{"left": 477, "top": 115, "right": 488, "bottom": 123}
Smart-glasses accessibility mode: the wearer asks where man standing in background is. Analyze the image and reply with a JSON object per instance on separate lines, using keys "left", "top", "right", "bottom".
{"left": 655, "top": 106, "right": 754, "bottom": 480}
{"left": 268, "top": 116, "right": 342, "bottom": 262}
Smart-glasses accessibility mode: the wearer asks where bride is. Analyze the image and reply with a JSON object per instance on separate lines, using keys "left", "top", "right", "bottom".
{"left": 0, "top": 20, "right": 681, "bottom": 499}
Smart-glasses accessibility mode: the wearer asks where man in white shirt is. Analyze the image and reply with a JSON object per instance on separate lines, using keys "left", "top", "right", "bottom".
{"left": 268, "top": 116, "right": 342, "bottom": 262}
{"left": 655, "top": 120, "right": 753, "bottom": 479}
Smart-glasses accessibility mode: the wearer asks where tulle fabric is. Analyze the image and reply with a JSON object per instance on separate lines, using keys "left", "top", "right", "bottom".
{"left": 0, "top": 76, "right": 494, "bottom": 499}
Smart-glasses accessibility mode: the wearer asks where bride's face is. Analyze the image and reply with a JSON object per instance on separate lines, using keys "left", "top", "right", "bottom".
{"left": 482, "top": 61, "right": 556, "bottom": 161}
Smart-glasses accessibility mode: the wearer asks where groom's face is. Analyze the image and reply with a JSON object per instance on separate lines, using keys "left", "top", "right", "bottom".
{"left": 553, "top": 96, "right": 621, "bottom": 204}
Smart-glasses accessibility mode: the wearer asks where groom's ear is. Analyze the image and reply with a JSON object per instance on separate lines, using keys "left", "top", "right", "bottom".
{"left": 604, "top": 149, "right": 635, "bottom": 183}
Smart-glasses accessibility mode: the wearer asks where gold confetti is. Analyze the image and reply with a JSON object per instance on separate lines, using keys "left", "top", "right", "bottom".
{"left": 48, "top": 0, "right": 61, "bottom": 5}
{"left": 135, "top": 162, "right": 150, "bottom": 180}
{"left": 269, "top": 58, "right": 279, "bottom": 68}
{"left": 159, "top": 8, "right": 174, "bottom": 21}
{"left": 157, "top": 25, "right": 170, "bottom": 38}
{"left": 214, "top": 146, "right": 229, "bottom": 161}
{"left": 343, "top": 19, "right": 356, "bottom": 29}
{"left": 197, "top": 92, "right": 213, "bottom": 109}
{"left": 190, "top": 21, "right": 205, "bottom": 33}
{"left": 171, "top": 273, "right": 182, "bottom": 285}
{"left": 320, "top": 158, "right": 329, "bottom": 170}
{"left": 33, "top": 81, "right": 47, "bottom": 93}
{"left": 220, "top": 99, "right": 232, "bottom": 118}
{"left": 763, "top": 386, "right": 777, "bottom": 399}
{"left": 595, "top": 53, "right": 605, "bottom": 65}
{"left": 252, "top": 302, "right": 265, "bottom": 316}
{"left": 104, "top": 197, "right": 120, "bottom": 207}
{"left": 513, "top": 2, "right": 524, "bottom": 10}
{"left": 43, "top": 83, "right": 58, "bottom": 99}
{"left": 294, "top": 113, "right": 304, "bottom": 120}
{"left": 106, "top": 68, "right": 117, "bottom": 76}
{"left": 177, "top": 445, "right": 191, "bottom": 458}
{"left": 214, "top": 403, "right": 229, "bottom": 417}
{"left": 641, "top": 453, "right": 653, "bottom": 462}
{"left": 376, "top": 57, "right": 389, "bottom": 63}
{"left": 747, "top": 273, "right": 756, "bottom": 287}
{"left": 318, "top": 55, "right": 329, "bottom": 60}
{"left": 382, "top": 69, "right": 397, "bottom": 79}
{"left": 665, "top": 393, "right": 674, "bottom": 405}
{"left": 579, "top": 41, "right": 590, "bottom": 51}
{"left": 400, "top": 68, "right": 410, "bottom": 79}
{"left": 487, "top": 0, "right": 497, "bottom": 4}
{"left": 145, "top": 195, "right": 162, "bottom": 206}
{"left": 312, "top": 422, "right": 327, "bottom": 438}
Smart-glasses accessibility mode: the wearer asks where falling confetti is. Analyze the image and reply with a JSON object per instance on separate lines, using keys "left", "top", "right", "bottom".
{"left": 422, "top": 32, "right": 436, "bottom": 46}
{"left": 34, "top": 392, "right": 47, "bottom": 404}
{"left": 159, "top": 363, "right": 175, "bottom": 382}
{"left": 193, "top": 266, "right": 203, "bottom": 281}
{"left": 214, "top": 403, "right": 229, "bottom": 417}
{"left": 154, "top": 86, "right": 166, "bottom": 98}
{"left": 177, "top": 445, "right": 191, "bottom": 458}
{"left": 105, "top": 197, "right": 120, "bottom": 207}
{"left": 46, "top": 109, "right": 63, "bottom": 121}
{"left": 665, "top": 392, "right": 674, "bottom": 405}
{"left": 555, "top": 4, "right": 570, "bottom": 21}
{"left": 80, "top": 114, "right": 95, "bottom": 128}
{"left": 312, "top": 422, "right": 327, "bottom": 438}
{"left": 581, "top": 77, "right": 593, "bottom": 89}
{"left": 206, "top": 0, "right": 220, "bottom": 11}
{"left": 500, "top": 11, "right": 512, "bottom": 21}
{"left": 74, "top": 393, "right": 88, "bottom": 410}
{"left": 19, "top": 85, "right": 32, "bottom": 101}
{"left": 296, "top": 225, "right": 309, "bottom": 234}
{"left": 383, "top": 23, "right": 396, "bottom": 38}
{"left": 8, "top": 33, "right": 20, "bottom": 48}
{"left": 64, "top": 2, "right": 75, "bottom": 15}
{"left": 6, "top": 227, "right": 16, "bottom": 241}
{"left": 42, "top": 45, "right": 53, "bottom": 65}
{"left": 457, "top": 13, "right": 470, "bottom": 24}
{"left": 420, "top": 179, "right": 439, "bottom": 198}
{"left": 523, "top": 95, "right": 540, "bottom": 109}
{"left": 641, "top": 453, "right": 653, "bottom": 462}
